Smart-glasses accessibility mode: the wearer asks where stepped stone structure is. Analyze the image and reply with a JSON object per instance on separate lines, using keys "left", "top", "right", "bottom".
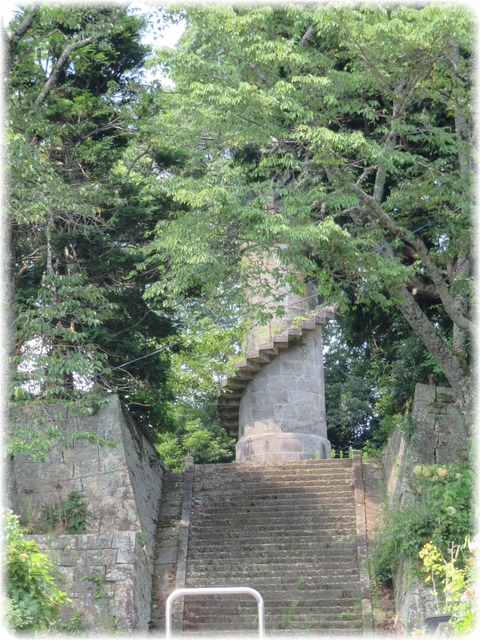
{"left": 218, "top": 243, "right": 335, "bottom": 462}
{"left": 151, "top": 456, "right": 373, "bottom": 636}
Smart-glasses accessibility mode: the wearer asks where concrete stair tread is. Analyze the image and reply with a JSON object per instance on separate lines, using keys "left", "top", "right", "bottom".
{"left": 189, "top": 530, "right": 356, "bottom": 540}
{"left": 187, "top": 565, "right": 360, "bottom": 576}
{"left": 164, "top": 456, "right": 368, "bottom": 636}
{"left": 184, "top": 617, "right": 362, "bottom": 629}
{"left": 194, "top": 463, "right": 353, "bottom": 476}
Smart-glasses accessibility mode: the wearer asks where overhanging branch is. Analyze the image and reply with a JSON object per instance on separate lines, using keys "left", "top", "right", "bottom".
{"left": 349, "top": 184, "right": 473, "bottom": 335}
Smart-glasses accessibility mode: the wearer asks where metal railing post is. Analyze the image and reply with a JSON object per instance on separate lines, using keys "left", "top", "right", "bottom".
{"left": 166, "top": 586, "right": 265, "bottom": 639}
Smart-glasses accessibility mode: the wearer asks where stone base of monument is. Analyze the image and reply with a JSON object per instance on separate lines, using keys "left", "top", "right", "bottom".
{"left": 236, "top": 431, "right": 331, "bottom": 462}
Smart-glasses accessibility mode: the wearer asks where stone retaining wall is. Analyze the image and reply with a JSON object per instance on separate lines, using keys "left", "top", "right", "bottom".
{"left": 32, "top": 531, "right": 151, "bottom": 632}
{"left": 382, "top": 383, "right": 469, "bottom": 632}
{"left": 7, "top": 395, "right": 165, "bottom": 632}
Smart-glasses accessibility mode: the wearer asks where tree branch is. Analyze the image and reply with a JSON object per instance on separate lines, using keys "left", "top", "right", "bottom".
{"left": 299, "top": 24, "right": 316, "bottom": 47}
{"left": 5, "top": 6, "right": 39, "bottom": 66}
{"left": 349, "top": 183, "right": 474, "bottom": 335}
{"left": 34, "top": 36, "right": 98, "bottom": 109}
{"left": 371, "top": 240, "right": 469, "bottom": 406}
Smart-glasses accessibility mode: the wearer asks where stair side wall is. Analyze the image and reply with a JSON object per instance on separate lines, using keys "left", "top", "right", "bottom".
{"left": 382, "top": 383, "right": 469, "bottom": 633}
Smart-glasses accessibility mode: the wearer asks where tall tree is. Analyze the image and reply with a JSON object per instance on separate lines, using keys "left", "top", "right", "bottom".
{"left": 6, "top": 5, "right": 176, "bottom": 457}
{"left": 142, "top": 5, "right": 474, "bottom": 421}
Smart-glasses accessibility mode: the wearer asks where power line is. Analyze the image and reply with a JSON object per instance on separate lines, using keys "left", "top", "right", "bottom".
{"left": 94, "top": 325, "right": 221, "bottom": 378}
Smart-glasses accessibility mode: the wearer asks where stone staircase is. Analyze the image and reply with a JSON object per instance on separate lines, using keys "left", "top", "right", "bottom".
{"left": 217, "top": 307, "right": 335, "bottom": 439}
{"left": 165, "top": 458, "right": 372, "bottom": 636}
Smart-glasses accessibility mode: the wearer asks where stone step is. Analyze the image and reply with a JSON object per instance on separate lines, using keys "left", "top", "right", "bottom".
{"left": 231, "top": 368, "right": 256, "bottom": 381}
{"left": 192, "top": 475, "right": 354, "bottom": 487}
{"left": 183, "top": 587, "right": 361, "bottom": 601}
{"left": 192, "top": 481, "right": 354, "bottom": 494}
{"left": 186, "top": 581, "right": 361, "bottom": 593}
{"left": 179, "top": 630, "right": 361, "bottom": 637}
{"left": 220, "top": 377, "right": 249, "bottom": 390}
{"left": 233, "top": 360, "right": 262, "bottom": 373}
{"left": 185, "top": 605, "right": 363, "bottom": 619}
{"left": 184, "top": 615, "right": 361, "bottom": 630}
{"left": 299, "top": 320, "right": 316, "bottom": 332}
{"left": 191, "top": 495, "right": 355, "bottom": 508}
{"left": 182, "top": 630, "right": 361, "bottom": 638}
{"left": 186, "top": 567, "right": 360, "bottom": 581}
{"left": 193, "top": 464, "right": 353, "bottom": 478}
{"left": 272, "top": 334, "right": 289, "bottom": 349}
{"left": 190, "top": 513, "right": 357, "bottom": 527}
{"left": 194, "top": 459, "right": 352, "bottom": 470}
{"left": 287, "top": 327, "right": 303, "bottom": 338}
{"left": 188, "top": 553, "right": 358, "bottom": 578}
{"left": 191, "top": 489, "right": 355, "bottom": 502}
{"left": 191, "top": 504, "right": 355, "bottom": 517}
{"left": 188, "top": 549, "right": 357, "bottom": 563}
{"left": 191, "top": 529, "right": 356, "bottom": 540}
{"left": 191, "top": 507, "right": 356, "bottom": 522}
{"left": 192, "top": 477, "right": 354, "bottom": 490}
{"left": 217, "top": 389, "right": 243, "bottom": 400}
{"left": 258, "top": 342, "right": 280, "bottom": 356}
{"left": 189, "top": 530, "right": 356, "bottom": 545}
{"left": 193, "top": 472, "right": 354, "bottom": 483}
{"left": 186, "top": 577, "right": 360, "bottom": 589}
{"left": 186, "top": 557, "right": 359, "bottom": 570}
{"left": 185, "top": 612, "right": 363, "bottom": 627}
{"left": 245, "top": 350, "right": 271, "bottom": 364}
{"left": 217, "top": 405, "right": 240, "bottom": 415}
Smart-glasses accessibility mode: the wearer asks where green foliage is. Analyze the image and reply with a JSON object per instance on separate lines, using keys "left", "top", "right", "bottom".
{"left": 140, "top": 3, "right": 474, "bottom": 412}
{"left": 8, "top": 5, "right": 179, "bottom": 447}
{"left": 323, "top": 322, "right": 380, "bottom": 451}
{"left": 157, "top": 418, "right": 235, "bottom": 472}
{"left": 417, "top": 538, "right": 477, "bottom": 635}
{"left": 4, "top": 510, "right": 70, "bottom": 631}
{"left": 371, "top": 461, "right": 474, "bottom": 586}
{"left": 419, "top": 541, "right": 468, "bottom": 614}
{"left": 39, "top": 492, "right": 89, "bottom": 535}
{"left": 58, "top": 608, "right": 87, "bottom": 634}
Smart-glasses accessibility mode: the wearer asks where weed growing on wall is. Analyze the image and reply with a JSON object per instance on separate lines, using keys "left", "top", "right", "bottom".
{"left": 39, "top": 491, "right": 90, "bottom": 534}
{"left": 371, "top": 460, "right": 474, "bottom": 585}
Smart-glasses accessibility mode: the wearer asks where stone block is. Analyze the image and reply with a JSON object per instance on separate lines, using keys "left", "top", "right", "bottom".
{"left": 83, "top": 548, "right": 118, "bottom": 566}
{"left": 413, "top": 383, "right": 436, "bottom": 404}
{"left": 105, "top": 563, "right": 134, "bottom": 582}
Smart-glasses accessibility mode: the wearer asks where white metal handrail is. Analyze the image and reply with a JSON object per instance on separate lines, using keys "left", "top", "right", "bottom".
{"left": 166, "top": 586, "right": 265, "bottom": 639}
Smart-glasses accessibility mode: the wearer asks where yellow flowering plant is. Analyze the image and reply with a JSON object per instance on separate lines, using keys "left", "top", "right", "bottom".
{"left": 419, "top": 541, "right": 468, "bottom": 614}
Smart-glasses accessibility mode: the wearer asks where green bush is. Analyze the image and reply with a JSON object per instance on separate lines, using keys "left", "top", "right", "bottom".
{"left": 4, "top": 509, "right": 70, "bottom": 631}
{"left": 157, "top": 418, "right": 234, "bottom": 471}
{"left": 371, "top": 460, "right": 474, "bottom": 585}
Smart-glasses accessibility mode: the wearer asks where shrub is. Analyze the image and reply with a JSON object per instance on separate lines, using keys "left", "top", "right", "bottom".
{"left": 371, "top": 460, "right": 474, "bottom": 585}
{"left": 4, "top": 509, "right": 70, "bottom": 631}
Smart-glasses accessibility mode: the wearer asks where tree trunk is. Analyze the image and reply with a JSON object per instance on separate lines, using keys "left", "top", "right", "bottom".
{"left": 394, "top": 285, "right": 471, "bottom": 416}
